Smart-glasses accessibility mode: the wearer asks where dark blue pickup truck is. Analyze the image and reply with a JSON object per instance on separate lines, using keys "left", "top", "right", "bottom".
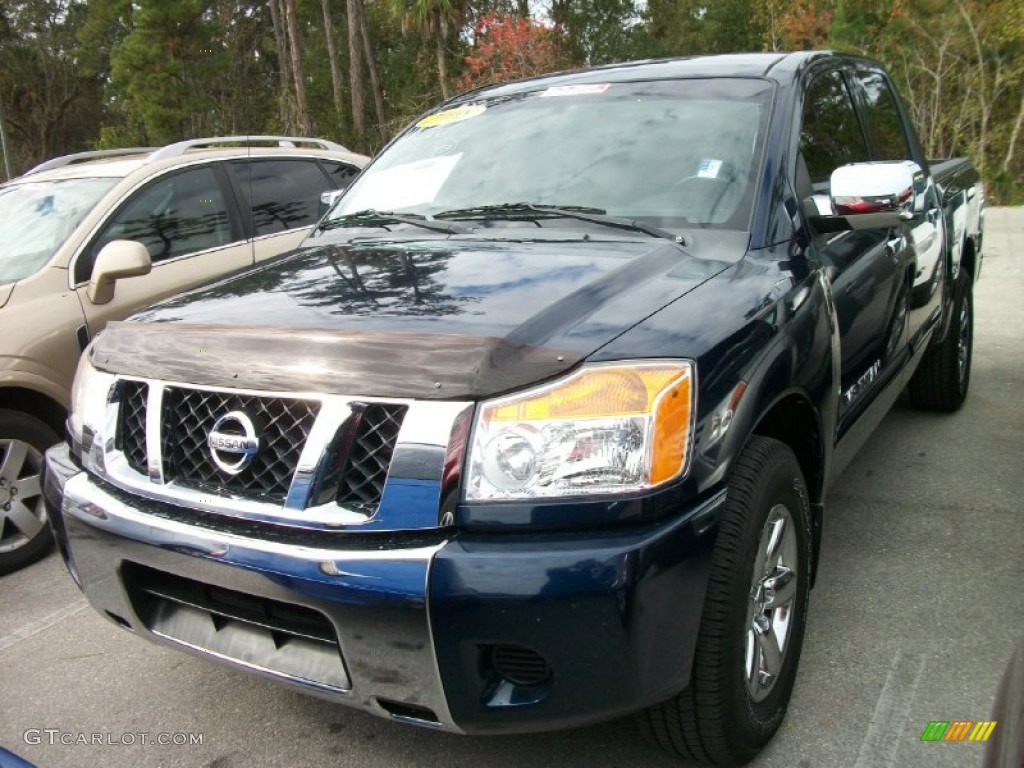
{"left": 42, "top": 51, "right": 984, "bottom": 765}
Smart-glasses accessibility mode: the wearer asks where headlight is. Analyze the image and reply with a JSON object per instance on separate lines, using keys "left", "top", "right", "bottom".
{"left": 465, "top": 361, "right": 694, "bottom": 500}
{"left": 67, "top": 355, "right": 117, "bottom": 469}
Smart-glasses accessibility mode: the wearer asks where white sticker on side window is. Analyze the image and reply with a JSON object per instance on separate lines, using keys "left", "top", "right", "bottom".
{"left": 697, "top": 158, "right": 723, "bottom": 179}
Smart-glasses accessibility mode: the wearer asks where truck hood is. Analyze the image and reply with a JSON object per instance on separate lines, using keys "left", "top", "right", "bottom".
{"left": 93, "top": 235, "right": 744, "bottom": 399}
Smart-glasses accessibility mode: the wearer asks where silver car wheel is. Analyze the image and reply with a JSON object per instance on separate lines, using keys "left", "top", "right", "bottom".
{"left": 0, "top": 438, "right": 47, "bottom": 554}
{"left": 745, "top": 502, "right": 799, "bottom": 703}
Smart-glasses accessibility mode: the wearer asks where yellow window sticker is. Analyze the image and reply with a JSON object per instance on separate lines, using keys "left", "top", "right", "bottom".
{"left": 416, "top": 104, "right": 486, "bottom": 129}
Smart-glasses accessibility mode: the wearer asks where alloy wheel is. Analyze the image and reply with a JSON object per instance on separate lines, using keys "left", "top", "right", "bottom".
{"left": 0, "top": 438, "right": 47, "bottom": 554}
{"left": 745, "top": 503, "right": 799, "bottom": 702}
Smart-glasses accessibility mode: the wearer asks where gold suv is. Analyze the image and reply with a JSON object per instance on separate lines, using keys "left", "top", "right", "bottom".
{"left": 0, "top": 136, "right": 368, "bottom": 573}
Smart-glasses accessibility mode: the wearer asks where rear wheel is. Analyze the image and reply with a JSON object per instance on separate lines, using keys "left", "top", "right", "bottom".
{"left": 639, "top": 436, "right": 812, "bottom": 766}
{"left": 0, "top": 410, "right": 58, "bottom": 575}
{"left": 908, "top": 270, "right": 973, "bottom": 412}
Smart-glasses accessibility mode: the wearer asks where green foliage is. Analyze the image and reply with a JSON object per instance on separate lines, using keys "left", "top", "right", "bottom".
{"left": 0, "top": 0, "right": 1019, "bottom": 199}
{"left": 0, "top": 0, "right": 105, "bottom": 172}
{"left": 645, "top": 0, "right": 760, "bottom": 56}
{"left": 108, "top": 1, "right": 220, "bottom": 143}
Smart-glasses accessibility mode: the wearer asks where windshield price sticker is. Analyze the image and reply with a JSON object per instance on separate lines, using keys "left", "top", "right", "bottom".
{"left": 541, "top": 83, "right": 611, "bottom": 97}
{"left": 697, "top": 158, "right": 723, "bottom": 178}
{"left": 416, "top": 104, "right": 486, "bottom": 129}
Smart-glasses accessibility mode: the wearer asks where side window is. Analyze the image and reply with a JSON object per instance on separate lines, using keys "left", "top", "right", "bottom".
{"left": 799, "top": 71, "right": 870, "bottom": 186}
{"left": 856, "top": 72, "right": 912, "bottom": 161}
{"left": 87, "top": 166, "right": 233, "bottom": 277}
{"left": 322, "top": 161, "right": 361, "bottom": 190}
{"left": 232, "top": 159, "right": 331, "bottom": 236}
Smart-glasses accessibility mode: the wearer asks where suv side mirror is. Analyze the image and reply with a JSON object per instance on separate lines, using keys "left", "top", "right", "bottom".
{"left": 88, "top": 240, "right": 152, "bottom": 305}
{"left": 811, "top": 160, "right": 923, "bottom": 231}
{"left": 319, "top": 189, "right": 346, "bottom": 219}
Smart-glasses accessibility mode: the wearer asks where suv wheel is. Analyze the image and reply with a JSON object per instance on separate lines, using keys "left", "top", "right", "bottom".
{"left": 638, "top": 436, "right": 812, "bottom": 766}
{"left": 0, "top": 410, "right": 58, "bottom": 575}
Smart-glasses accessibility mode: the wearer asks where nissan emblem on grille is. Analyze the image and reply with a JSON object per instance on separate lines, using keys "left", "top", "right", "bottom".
{"left": 207, "top": 411, "right": 260, "bottom": 474}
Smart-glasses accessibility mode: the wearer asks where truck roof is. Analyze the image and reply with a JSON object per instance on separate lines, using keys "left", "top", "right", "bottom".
{"left": 458, "top": 51, "right": 857, "bottom": 102}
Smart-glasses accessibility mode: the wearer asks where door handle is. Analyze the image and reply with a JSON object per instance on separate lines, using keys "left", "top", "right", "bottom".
{"left": 886, "top": 236, "right": 905, "bottom": 262}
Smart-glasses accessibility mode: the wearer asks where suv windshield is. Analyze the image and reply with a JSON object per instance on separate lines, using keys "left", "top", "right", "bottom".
{"left": 327, "top": 78, "right": 774, "bottom": 234}
{"left": 0, "top": 176, "right": 118, "bottom": 283}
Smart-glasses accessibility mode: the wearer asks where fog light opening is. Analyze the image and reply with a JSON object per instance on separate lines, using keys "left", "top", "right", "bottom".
{"left": 491, "top": 644, "right": 552, "bottom": 687}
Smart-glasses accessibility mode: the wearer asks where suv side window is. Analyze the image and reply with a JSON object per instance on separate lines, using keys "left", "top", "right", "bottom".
{"left": 799, "top": 70, "right": 870, "bottom": 186}
{"left": 321, "top": 161, "right": 360, "bottom": 190}
{"left": 855, "top": 72, "right": 912, "bottom": 161}
{"left": 83, "top": 166, "right": 234, "bottom": 281}
{"left": 232, "top": 159, "right": 332, "bottom": 236}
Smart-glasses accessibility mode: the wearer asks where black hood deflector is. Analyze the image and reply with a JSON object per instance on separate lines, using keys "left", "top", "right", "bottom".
{"left": 93, "top": 234, "right": 743, "bottom": 399}
{"left": 90, "top": 324, "right": 581, "bottom": 400}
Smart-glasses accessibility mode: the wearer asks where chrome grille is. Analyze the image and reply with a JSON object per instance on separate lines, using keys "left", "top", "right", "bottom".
{"left": 106, "top": 379, "right": 433, "bottom": 523}
{"left": 335, "top": 403, "right": 407, "bottom": 513}
{"left": 116, "top": 381, "right": 149, "bottom": 475}
{"left": 162, "top": 388, "right": 320, "bottom": 503}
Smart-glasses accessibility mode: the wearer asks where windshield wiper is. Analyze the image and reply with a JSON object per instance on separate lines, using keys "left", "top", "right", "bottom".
{"left": 434, "top": 202, "right": 686, "bottom": 246}
{"left": 318, "top": 209, "right": 471, "bottom": 235}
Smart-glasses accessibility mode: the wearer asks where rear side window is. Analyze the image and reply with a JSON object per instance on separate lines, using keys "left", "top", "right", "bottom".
{"left": 855, "top": 72, "right": 912, "bottom": 161}
{"left": 799, "top": 71, "right": 870, "bottom": 185}
{"left": 232, "top": 159, "right": 332, "bottom": 236}
{"left": 322, "top": 161, "right": 361, "bottom": 190}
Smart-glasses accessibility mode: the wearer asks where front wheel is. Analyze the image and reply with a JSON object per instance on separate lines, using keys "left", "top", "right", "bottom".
{"left": 0, "top": 410, "right": 59, "bottom": 575}
{"left": 639, "top": 436, "right": 812, "bottom": 766}
{"left": 908, "top": 270, "right": 973, "bottom": 411}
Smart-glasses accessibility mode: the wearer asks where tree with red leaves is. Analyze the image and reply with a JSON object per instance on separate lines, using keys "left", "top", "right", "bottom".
{"left": 458, "top": 13, "right": 567, "bottom": 93}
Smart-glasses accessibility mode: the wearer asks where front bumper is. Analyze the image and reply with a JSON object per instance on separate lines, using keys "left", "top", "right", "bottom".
{"left": 44, "top": 443, "right": 719, "bottom": 734}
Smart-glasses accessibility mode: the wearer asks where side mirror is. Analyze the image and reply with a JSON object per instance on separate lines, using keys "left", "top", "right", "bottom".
{"left": 812, "top": 161, "right": 924, "bottom": 231}
{"left": 318, "top": 189, "right": 346, "bottom": 219}
{"left": 88, "top": 240, "right": 152, "bottom": 305}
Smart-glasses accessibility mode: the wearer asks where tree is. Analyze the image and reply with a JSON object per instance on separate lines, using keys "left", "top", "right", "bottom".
{"left": 348, "top": 0, "right": 368, "bottom": 139}
{"left": 391, "top": 0, "right": 467, "bottom": 99}
{"left": 357, "top": 0, "right": 387, "bottom": 137}
{"left": 645, "top": 0, "right": 761, "bottom": 56}
{"left": 0, "top": 0, "right": 106, "bottom": 170}
{"left": 267, "top": 0, "right": 298, "bottom": 132}
{"left": 550, "top": 0, "right": 645, "bottom": 66}
{"left": 754, "top": 0, "right": 832, "bottom": 51}
{"left": 283, "top": 0, "right": 312, "bottom": 134}
{"left": 321, "top": 0, "right": 346, "bottom": 126}
{"left": 458, "top": 12, "right": 564, "bottom": 91}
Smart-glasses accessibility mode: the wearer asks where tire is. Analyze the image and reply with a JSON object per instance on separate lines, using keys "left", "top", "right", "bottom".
{"left": 908, "top": 270, "right": 973, "bottom": 412}
{"left": 0, "top": 410, "right": 59, "bottom": 576}
{"left": 638, "top": 436, "right": 812, "bottom": 766}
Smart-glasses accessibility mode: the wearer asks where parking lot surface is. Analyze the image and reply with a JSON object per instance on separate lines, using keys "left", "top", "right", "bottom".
{"left": 1, "top": 208, "right": 1022, "bottom": 768}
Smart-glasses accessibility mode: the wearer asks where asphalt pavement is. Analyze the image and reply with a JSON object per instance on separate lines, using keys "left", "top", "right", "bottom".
{"left": 1, "top": 208, "right": 1022, "bottom": 768}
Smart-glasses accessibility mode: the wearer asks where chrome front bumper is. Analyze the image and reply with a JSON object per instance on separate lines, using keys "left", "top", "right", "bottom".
{"left": 43, "top": 443, "right": 460, "bottom": 731}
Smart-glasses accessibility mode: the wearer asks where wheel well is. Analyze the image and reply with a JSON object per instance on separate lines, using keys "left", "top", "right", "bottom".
{"left": 751, "top": 394, "right": 824, "bottom": 504}
{"left": 0, "top": 387, "right": 67, "bottom": 435}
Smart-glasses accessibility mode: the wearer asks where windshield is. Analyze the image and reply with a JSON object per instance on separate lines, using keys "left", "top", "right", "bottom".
{"left": 0, "top": 176, "right": 118, "bottom": 283}
{"left": 328, "top": 78, "right": 774, "bottom": 233}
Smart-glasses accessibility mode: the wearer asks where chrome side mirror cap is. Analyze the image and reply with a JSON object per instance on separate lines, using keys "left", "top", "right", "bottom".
{"left": 812, "top": 160, "right": 925, "bottom": 231}
{"left": 88, "top": 240, "right": 152, "bottom": 305}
